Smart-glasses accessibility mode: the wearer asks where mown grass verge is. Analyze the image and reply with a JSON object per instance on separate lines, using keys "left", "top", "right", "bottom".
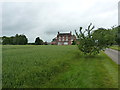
{"left": 110, "top": 45, "right": 120, "bottom": 51}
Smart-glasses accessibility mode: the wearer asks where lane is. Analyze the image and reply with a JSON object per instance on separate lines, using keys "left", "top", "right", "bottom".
{"left": 105, "top": 48, "right": 120, "bottom": 64}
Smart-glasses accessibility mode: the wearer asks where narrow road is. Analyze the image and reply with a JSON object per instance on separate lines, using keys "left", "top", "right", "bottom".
{"left": 105, "top": 48, "right": 120, "bottom": 64}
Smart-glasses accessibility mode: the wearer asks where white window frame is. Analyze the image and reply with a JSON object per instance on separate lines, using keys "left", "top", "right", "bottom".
{"left": 59, "top": 36, "right": 61, "bottom": 41}
{"left": 64, "top": 42, "right": 68, "bottom": 45}
{"left": 58, "top": 42, "right": 62, "bottom": 45}
{"left": 66, "top": 36, "right": 68, "bottom": 41}
{"left": 62, "top": 37, "right": 64, "bottom": 41}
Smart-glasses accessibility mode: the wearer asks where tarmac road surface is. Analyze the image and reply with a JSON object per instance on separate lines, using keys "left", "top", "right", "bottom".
{"left": 105, "top": 48, "right": 120, "bottom": 65}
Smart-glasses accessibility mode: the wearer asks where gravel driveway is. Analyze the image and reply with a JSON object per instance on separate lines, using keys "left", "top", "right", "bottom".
{"left": 105, "top": 48, "right": 120, "bottom": 65}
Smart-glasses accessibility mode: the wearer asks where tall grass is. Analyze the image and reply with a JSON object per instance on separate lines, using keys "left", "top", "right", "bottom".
{"left": 2, "top": 45, "right": 118, "bottom": 88}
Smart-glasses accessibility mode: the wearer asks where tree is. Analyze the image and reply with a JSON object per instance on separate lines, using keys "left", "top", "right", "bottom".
{"left": 115, "top": 26, "right": 120, "bottom": 46}
{"left": 12, "top": 34, "right": 19, "bottom": 45}
{"left": 35, "top": 37, "right": 43, "bottom": 45}
{"left": 75, "top": 23, "right": 96, "bottom": 55}
{"left": 2, "top": 34, "right": 28, "bottom": 45}
{"left": 17, "top": 35, "right": 28, "bottom": 45}
{"left": 2, "top": 37, "right": 11, "bottom": 45}
{"left": 92, "top": 29, "right": 115, "bottom": 48}
{"left": 72, "top": 40, "right": 76, "bottom": 45}
{"left": 75, "top": 23, "right": 114, "bottom": 55}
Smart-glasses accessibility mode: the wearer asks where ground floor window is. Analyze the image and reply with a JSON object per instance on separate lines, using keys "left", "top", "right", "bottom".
{"left": 64, "top": 42, "right": 68, "bottom": 45}
{"left": 58, "top": 42, "right": 62, "bottom": 45}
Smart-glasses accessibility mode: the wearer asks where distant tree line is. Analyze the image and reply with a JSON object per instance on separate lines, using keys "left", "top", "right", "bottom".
{"left": 2, "top": 34, "right": 28, "bottom": 45}
{"left": 2, "top": 34, "right": 48, "bottom": 45}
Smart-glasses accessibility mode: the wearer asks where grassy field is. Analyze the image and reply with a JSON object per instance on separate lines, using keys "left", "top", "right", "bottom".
{"left": 110, "top": 45, "right": 120, "bottom": 51}
{"left": 2, "top": 45, "right": 118, "bottom": 88}
{"left": 0, "top": 45, "right": 2, "bottom": 89}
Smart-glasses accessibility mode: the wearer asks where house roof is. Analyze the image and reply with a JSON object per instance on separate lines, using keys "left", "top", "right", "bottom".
{"left": 57, "top": 31, "right": 72, "bottom": 36}
{"left": 58, "top": 33, "right": 71, "bottom": 35}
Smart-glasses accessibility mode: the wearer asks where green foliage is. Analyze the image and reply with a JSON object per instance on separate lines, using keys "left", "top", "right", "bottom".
{"left": 2, "top": 37, "right": 11, "bottom": 45}
{"left": 72, "top": 40, "right": 76, "bottom": 45}
{"left": 2, "top": 34, "right": 28, "bottom": 45}
{"left": 75, "top": 23, "right": 116, "bottom": 55}
{"left": 115, "top": 26, "right": 120, "bottom": 46}
{"left": 92, "top": 29, "right": 115, "bottom": 48}
{"left": 35, "top": 37, "right": 43, "bottom": 45}
{"left": 75, "top": 23, "right": 98, "bottom": 55}
{"left": 2, "top": 45, "right": 118, "bottom": 88}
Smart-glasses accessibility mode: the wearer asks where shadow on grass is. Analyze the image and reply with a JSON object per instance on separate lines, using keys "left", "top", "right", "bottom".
{"left": 73, "top": 51, "right": 105, "bottom": 60}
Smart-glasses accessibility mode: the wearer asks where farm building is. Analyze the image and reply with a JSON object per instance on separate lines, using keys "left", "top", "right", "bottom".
{"left": 51, "top": 31, "right": 76, "bottom": 45}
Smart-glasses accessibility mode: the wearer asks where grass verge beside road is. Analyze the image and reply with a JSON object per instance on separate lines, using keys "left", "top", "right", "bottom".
{"left": 110, "top": 45, "right": 120, "bottom": 51}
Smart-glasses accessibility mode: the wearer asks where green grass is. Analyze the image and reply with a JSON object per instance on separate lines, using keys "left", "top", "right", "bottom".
{"left": 110, "top": 45, "right": 120, "bottom": 51}
{"left": 2, "top": 45, "right": 118, "bottom": 88}
{"left": 0, "top": 45, "right": 2, "bottom": 89}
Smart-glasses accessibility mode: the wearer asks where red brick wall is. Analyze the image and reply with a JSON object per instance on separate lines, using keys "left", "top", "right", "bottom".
{"left": 57, "top": 34, "right": 73, "bottom": 45}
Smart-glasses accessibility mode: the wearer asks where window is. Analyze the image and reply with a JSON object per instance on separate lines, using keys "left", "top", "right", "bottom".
{"left": 58, "top": 42, "right": 62, "bottom": 45}
{"left": 66, "top": 38, "right": 68, "bottom": 41}
{"left": 66, "top": 36, "right": 68, "bottom": 41}
{"left": 62, "top": 37, "right": 64, "bottom": 41}
{"left": 64, "top": 42, "right": 68, "bottom": 45}
{"left": 59, "top": 36, "right": 61, "bottom": 41}
{"left": 71, "top": 39, "right": 73, "bottom": 41}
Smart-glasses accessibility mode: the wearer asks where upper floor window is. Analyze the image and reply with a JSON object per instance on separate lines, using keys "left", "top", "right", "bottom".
{"left": 59, "top": 36, "right": 61, "bottom": 39}
{"left": 71, "top": 39, "right": 73, "bottom": 41}
{"left": 59, "top": 38, "right": 61, "bottom": 41}
{"left": 66, "top": 38, "right": 68, "bottom": 41}
{"left": 62, "top": 37, "right": 64, "bottom": 41}
{"left": 66, "top": 36, "right": 68, "bottom": 41}
{"left": 58, "top": 36, "right": 61, "bottom": 41}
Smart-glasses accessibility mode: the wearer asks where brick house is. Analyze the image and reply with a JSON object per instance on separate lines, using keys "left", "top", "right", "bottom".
{"left": 51, "top": 31, "right": 76, "bottom": 45}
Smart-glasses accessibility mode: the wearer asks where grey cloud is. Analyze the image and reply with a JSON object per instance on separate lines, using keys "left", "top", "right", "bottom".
{"left": 2, "top": 0, "right": 118, "bottom": 42}
{"left": 118, "top": 1, "right": 120, "bottom": 25}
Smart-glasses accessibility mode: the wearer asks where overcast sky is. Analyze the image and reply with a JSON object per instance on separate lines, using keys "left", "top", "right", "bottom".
{"left": 2, "top": 0, "right": 119, "bottom": 42}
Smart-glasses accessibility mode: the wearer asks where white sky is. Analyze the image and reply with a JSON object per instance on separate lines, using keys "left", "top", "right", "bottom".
{"left": 1, "top": 0, "right": 119, "bottom": 42}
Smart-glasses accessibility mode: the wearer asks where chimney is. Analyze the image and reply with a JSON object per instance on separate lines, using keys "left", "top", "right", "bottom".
{"left": 70, "top": 31, "right": 72, "bottom": 34}
{"left": 58, "top": 32, "right": 60, "bottom": 34}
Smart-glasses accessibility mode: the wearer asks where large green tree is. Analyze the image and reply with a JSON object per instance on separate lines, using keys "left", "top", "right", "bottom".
{"left": 114, "top": 26, "right": 120, "bottom": 46}
{"left": 92, "top": 28, "right": 115, "bottom": 48}
{"left": 17, "top": 35, "right": 28, "bottom": 45}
